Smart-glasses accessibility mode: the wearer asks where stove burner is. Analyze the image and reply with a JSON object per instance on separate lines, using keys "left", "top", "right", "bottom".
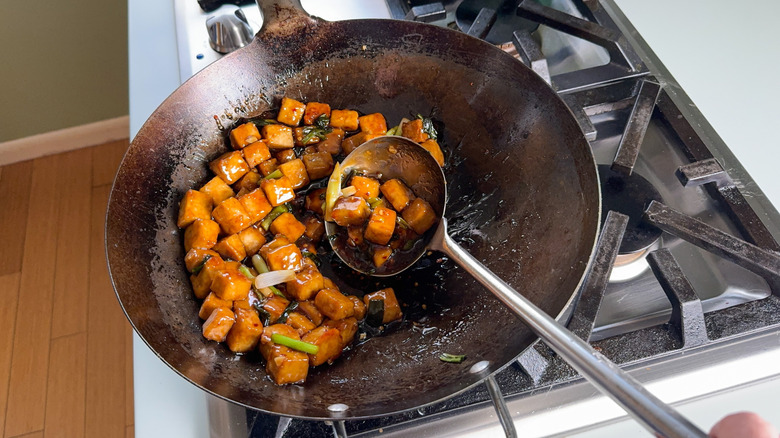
{"left": 455, "top": 0, "right": 538, "bottom": 43}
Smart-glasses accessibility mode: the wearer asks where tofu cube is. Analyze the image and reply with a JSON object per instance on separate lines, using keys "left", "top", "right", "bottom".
{"left": 238, "top": 226, "right": 266, "bottom": 256}
{"left": 229, "top": 122, "right": 261, "bottom": 150}
{"left": 348, "top": 296, "right": 366, "bottom": 320}
{"left": 190, "top": 255, "right": 225, "bottom": 299}
{"left": 305, "top": 188, "right": 326, "bottom": 215}
{"left": 401, "top": 118, "right": 429, "bottom": 143}
{"left": 301, "top": 151, "right": 334, "bottom": 180}
{"left": 266, "top": 344, "right": 309, "bottom": 384}
{"left": 364, "top": 207, "right": 396, "bottom": 245}
{"left": 234, "top": 170, "right": 261, "bottom": 193}
{"left": 259, "top": 236, "right": 303, "bottom": 272}
{"left": 262, "top": 124, "right": 295, "bottom": 149}
{"left": 402, "top": 197, "right": 437, "bottom": 235}
{"left": 274, "top": 148, "right": 297, "bottom": 164}
{"left": 302, "top": 326, "right": 342, "bottom": 366}
{"left": 297, "top": 300, "right": 324, "bottom": 326}
{"left": 202, "top": 307, "right": 235, "bottom": 342}
{"left": 363, "top": 287, "right": 403, "bottom": 323}
{"left": 270, "top": 212, "right": 306, "bottom": 242}
{"left": 177, "top": 189, "right": 213, "bottom": 228}
{"left": 341, "top": 132, "right": 382, "bottom": 155}
{"left": 286, "top": 312, "right": 316, "bottom": 336}
{"left": 372, "top": 246, "right": 393, "bottom": 268}
{"left": 285, "top": 264, "right": 324, "bottom": 301}
{"left": 226, "top": 307, "right": 264, "bottom": 353}
{"left": 262, "top": 296, "right": 291, "bottom": 325}
{"left": 293, "top": 127, "right": 321, "bottom": 146}
{"left": 317, "top": 128, "right": 344, "bottom": 155}
{"left": 260, "top": 176, "right": 295, "bottom": 206}
{"left": 358, "top": 113, "right": 387, "bottom": 135}
{"left": 329, "top": 109, "right": 359, "bottom": 131}
{"left": 350, "top": 175, "right": 380, "bottom": 199}
{"left": 420, "top": 139, "right": 444, "bottom": 166}
{"left": 209, "top": 151, "right": 250, "bottom": 184}
{"left": 184, "top": 218, "right": 220, "bottom": 252}
{"left": 199, "top": 292, "right": 233, "bottom": 320}
{"left": 380, "top": 178, "right": 415, "bottom": 211}
{"left": 213, "top": 234, "right": 247, "bottom": 261}
{"left": 278, "top": 159, "right": 310, "bottom": 190}
{"left": 314, "top": 288, "right": 355, "bottom": 321}
{"left": 303, "top": 102, "right": 331, "bottom": 125}
{"left": 210, "top": 267, "right": 253, "bottom": 301}
{"left": 199, "top": 176, "right": 234, "bottom": 205}
{"left": 277, "top": 97, "right": 306, "bottom": 126}
{"left": 323, "top": 317, "right": 358, "bottom": 350}
{"left": 185, "top": 248, "right": 219, "bottom": 273}
{"left": 257, "top": 158, "right": 279, "bottom": 176}
{"left": 259, "top": 324, "right": 300, "bottom": 360}
{"left": 302, "top": 215, "right": 324, "bottom": 242}
{"left": 331, "top": 196, "right": 371, "bottom": 227}
{"left": 242, "top": 140, "right": 272, "bottom": 168}
{"left": 238, "top": 188, "right": 272, "bottom": 223}
{"left": 212, "top": 197, "right": 252, "bottom": 234}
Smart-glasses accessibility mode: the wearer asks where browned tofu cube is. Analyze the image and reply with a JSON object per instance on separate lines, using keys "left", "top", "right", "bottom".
{"left": 302, "top": 215, "right": 325, "bottom": 242}
{"left": 184, "top": 218, "right": 220, "bottom": 252}
{"left": 277, "top": 97, "right": 306, "bottom": 126}
{"left": 293, "top": 126, "right": 321, "bottom": 146}
{"left": 330, "top": 109, "right": 359, "bottom": 131}
{"left": 323, "top": 317, "right": 358, "bottom": 349}
{"left": 242, "top": 140, "right": 272, "bottom": 168}
{"left": 401, "top": 118, "right": 429, "bottom": 143}
{"left": 211, "top": 267, "right": 253, "bottom": 301}
{"left": 199, "top": 292, "right": 233, "bottom": 320}
{"left": 402, "top": 197, "right": 437, "bottom": 235}
{"left": 262, "top": 124, "right": 295, "bottom": 149}
{"left": 212, "top": 197, "right": 252, "bottom": 234}
{"left": 363, "top": 288, "right": 403, "bottom": 323}
{"left": 262, "top": 296, "right": 291, "bottom": 325}
{"left": 266, "top": 344, "right": 309, "bottom": 384}
{"left": 364, "top": 207, "right": 396, "bottom": 245}
{"left": 346, "top": 225, "right": 364, "bottom": 246}
{"left": 259, "top": 236, "right": 303, "bottom": 272}
{"left": 322, "top": 277, "right": 339, "bottom": 291}
{"left": 301, "top": 151, "right": 334, "bottom": 180}
{"left": 351, "top": 175, "right": 380, "bottom": 199}
{"left": 278, "top": 159, "right": 310, "bottom": 190}
{"left": 209, "top": 151, "right": 250, "bottom": 184}
{"left": 226, "top": 307, "right": 264, "bottom": 353}
{"left": 341, "top": 132, "right": 366, "bottom": 155}
{"left": 270, "top": 212, "right": 306, "bottom": 242}
{"left": 177, "top": 189, "right": 213, "bottom": 228}
{"left": 285, "top": 264, "right": 324, "bottom": 301}
{"left": 302, "top": 145, "right": 318, "bottom": 155}
{"left": 213, "top": 234, "right": 246, "bottom": 261}
{"left": 199, "top": 176, "right": 234, "bottom": 205}
{"left": 260, "top": 176, "right": 295, "bottom": 206}
{"left": 305, "top": 188, "right": 326, "bottom": 215}
{"left": 297, "top": 300, "right": 324, "bottom": 326}
{"left": 317, "top": 128, "right": 344, "bottom": 155}
{"left": 230, "top": 122, "right": 261, "bottom": 150}
{"left": 185, "top": 248, "right": 219, "bottom": 273}
{"left": 286, "top": 312, "right": 316, "bottom": 336}
{"left": 202, "top": 307, "right": 235, "bottom": 342}
{"left": 303, "top": 102, "right": 331, "bottom": 125}
{"left": 238, "top": 226, "right": 266, "bottom": 256}
{"left": 358, "top": 113, "right": 387, "bottom": 135}
{"left": 420, "top": 139, "right": 444, "bottom": 166}
{"left": 190, "top": 254, "right": 225, "bottom": 299}
{"left": 257, "top": 158, "right": 279, "bottom": 176}
{"left": 300, "top": 326, "right": 341, "bottom": 366}
{"left": 348, "top": 296, "right": 367, "bottom": 320}
{"left": 372, "top": 246, "right": 393, "bottom": 268}
{"left": 260, "top": 324, "right": 299, "bottom": 359}
{"left": 234, "top": 170, "right": 261, "bottom": 193}
{"left": 238, "top": 188, "right": 272, "bottom": 223}
{"left": 314, "top": 288, "right": 355, "bottom": 321}
{"left": 274, "top": 148, "right": 297, "bottom": 164}
{"left": 380, "top": 178, "right": 415, "bottom": 211}
{"left": 331, "top": 196, "right": 371, "bottom": 227}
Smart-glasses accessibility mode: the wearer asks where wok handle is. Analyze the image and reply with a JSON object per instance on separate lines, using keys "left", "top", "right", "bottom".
{"left": 432, "top": 219, "right": 707, "bottom": 438}
{"left": 255, "top": 0, "right": 315, "bottom": 32}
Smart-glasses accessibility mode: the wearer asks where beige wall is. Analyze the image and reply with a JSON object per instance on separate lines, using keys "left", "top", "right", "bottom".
{"left": 0, "top": 1, "right": 128, "bottom": 142}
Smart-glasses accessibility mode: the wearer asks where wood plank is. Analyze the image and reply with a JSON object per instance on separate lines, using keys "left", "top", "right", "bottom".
{"left": 85, "top": 185, "right": 127, "bottom": 438}
{"left": 126, "top": 425, "right": 134, "bottom": 438}
{"left": 10, "top": 431, "right": 44, "bottom": 438}
{"left": 43, "top": 334, "right": 86, "bottom": 438}
{"left": 0, "top": 160, "right": 33, "bottom": 276}
{"left": 0, "top": 273, "right": 21, "bottom": 437}
{"left": 91, "top": 139, "right": 129, "bottom": 187}
{"left": 126, "top": 325, "right": 134, "bottom": 427}
{"left": 50, "top": 148, "right": 93, "bottom": 338}
{"left": 4, "top": 155, "right": 62, "bottom": 437}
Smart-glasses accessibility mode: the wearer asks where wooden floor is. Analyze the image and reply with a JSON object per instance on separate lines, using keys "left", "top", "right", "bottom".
{"left": 0, "top": 140, "right": 133, "bottom": 438}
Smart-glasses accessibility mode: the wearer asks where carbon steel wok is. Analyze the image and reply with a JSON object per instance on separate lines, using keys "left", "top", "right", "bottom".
{"left": 106, "top": 0, "right": 600, "bottom": 419}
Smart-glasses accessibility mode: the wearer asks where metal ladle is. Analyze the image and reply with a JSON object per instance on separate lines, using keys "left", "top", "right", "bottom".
{"left": 325, "top": 136, "right": 707, "bottom": 438}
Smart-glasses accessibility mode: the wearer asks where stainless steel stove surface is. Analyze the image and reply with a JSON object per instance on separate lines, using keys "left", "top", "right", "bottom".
{"left": 128, "top": 0, "right": 780, "bottom": 436}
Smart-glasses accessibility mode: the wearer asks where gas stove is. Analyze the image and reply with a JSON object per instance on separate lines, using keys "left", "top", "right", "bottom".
{"left": 128, "top": 0, "right": 780, "bottom": 436}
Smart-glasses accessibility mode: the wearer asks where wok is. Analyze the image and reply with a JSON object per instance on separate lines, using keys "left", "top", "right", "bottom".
{"left": 107, "top": 0, "right": 600, "bottom": 419}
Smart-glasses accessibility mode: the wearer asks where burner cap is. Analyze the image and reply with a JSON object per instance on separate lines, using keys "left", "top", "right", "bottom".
{"left": 598, "top": 165, "right": 663, "bottom": 254}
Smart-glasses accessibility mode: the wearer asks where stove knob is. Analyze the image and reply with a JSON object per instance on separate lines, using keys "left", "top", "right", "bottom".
{"left": 206, "top": 8, "right": 253, "bottom": 54}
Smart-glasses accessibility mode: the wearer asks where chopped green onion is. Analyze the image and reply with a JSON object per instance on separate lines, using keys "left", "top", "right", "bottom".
{"left": 263, "top": 169, "right": 283, "bottom": 180}
{"left": 238, "top": 265, "right": 255, "bottom": 280}
{"left": 402, "top": 238, "right": 418, "bottom": 251}
{"left": 324, "top": 162, "right": 342, "bottom": 222}
{"left": 314, "top": 114, "right": 330, "bottom": 129}
{"left": 271, "top": 333, "right": 319, "bottom": 354}
{"left": 252, "top": 300, "right": 272, "bottom": 326}
{"left": 366, "top": 299, "right": 385, "bottom": 327}
{"left": 367, "top": 197, "right": 383, "bottom": 209}
{"left": 261, "top": 205, "right": 289, "bottom": 230}
{"left": 439, "top": 353, "right": 466, "bottom": 363}
{"left": 191, "top": 254, "right": 212, "bottom": 274}
{"left": 277, "top": 301, "right": 299, "bottom": 324}
{"left": 416, "top": 114, "right": 438, "bottom": 140}
{"left": 301, "top": 249, "right": 321, "bottom": 267}
{"left": 396, "top": 216, "right": 411, "bottom": 229}
{"left": 250, "top": 118, "right": 278, "bottom": 127}
{"left": 254, "top": 269, "right": 296, "bottom": 289}
{"left": 269, "top": 285, "right": 285, "bottom": 297}
{"left": 386, "top": 125, "right": 399, "bottom": 136}
{"left": 251, "top": 254, "right": 269, "bottom": 274}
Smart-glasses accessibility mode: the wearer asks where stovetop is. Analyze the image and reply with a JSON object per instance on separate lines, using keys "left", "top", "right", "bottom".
{"left": 129, "top": 0, "right": 780, "bottom": 436}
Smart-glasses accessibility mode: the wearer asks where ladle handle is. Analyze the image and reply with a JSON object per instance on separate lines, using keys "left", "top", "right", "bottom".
{"left": 434, "top": 221, "right": 707, "bottom": 438}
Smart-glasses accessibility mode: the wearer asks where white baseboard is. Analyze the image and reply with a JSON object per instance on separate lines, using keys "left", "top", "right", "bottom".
{"left": 0, "top": 115, "right": 130, "bottom": 166}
